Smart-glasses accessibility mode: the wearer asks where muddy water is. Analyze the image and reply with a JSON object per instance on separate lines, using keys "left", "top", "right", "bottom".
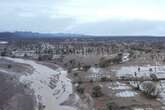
{"left": 4, "top": 57, "right": 76, "bottom": 110}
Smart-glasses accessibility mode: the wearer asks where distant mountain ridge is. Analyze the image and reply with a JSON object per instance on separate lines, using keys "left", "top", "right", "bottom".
{"left": 0, "top": 31, "right": 165, "bottom": 42}
{"left": 0, "top": 31, "right": 86, "bottom": 38}
{"left": 0, "top": 31, "right": 165, "bottom": 38}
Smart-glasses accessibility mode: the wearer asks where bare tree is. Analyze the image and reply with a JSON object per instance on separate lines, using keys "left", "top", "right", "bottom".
{"left": 141, "top": 81, "right": 159, "bottom": 97}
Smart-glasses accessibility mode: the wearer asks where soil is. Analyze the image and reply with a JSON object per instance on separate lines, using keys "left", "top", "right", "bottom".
{"left": 0, "top": 72, "right": 35, "bottom": 110}
{"left": 63, "top": 54, "right": 165, "bottom": 110}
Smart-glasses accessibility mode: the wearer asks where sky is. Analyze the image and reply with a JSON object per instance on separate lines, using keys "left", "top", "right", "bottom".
{"left": 0, "top": 0, "right": 165, "bottom": 36}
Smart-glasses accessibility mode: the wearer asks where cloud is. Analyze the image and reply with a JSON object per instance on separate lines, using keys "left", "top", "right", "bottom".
{"left": 0, "top": 0, "right": 77, "bottom": 32}
{"left": 58, "top": 0, "right": 165, "bottom": 23}
{"left": 0, "top": 0, "right": 64, "bottom": 18}
{"left": 0, "top": 0, "right": 165, "bottom": 35}
{"left": 0, "top": 12, "right": 76, "bottom": 32}
{"left": 66, "top": 19, "right": 165, "bottom": 36}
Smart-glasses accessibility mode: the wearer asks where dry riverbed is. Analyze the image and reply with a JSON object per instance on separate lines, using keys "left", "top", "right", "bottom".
{"left": 0, "top": 57, "right": 78, "bottom": 110}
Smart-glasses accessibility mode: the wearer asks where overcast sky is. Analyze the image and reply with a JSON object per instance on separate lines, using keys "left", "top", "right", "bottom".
{"left": 0, "top": 0, "right": 165, "bottom": 35}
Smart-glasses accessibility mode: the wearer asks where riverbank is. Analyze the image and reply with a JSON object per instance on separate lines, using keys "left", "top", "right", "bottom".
{"left": 0, "top": 57, "right": 77, "bottom": 110}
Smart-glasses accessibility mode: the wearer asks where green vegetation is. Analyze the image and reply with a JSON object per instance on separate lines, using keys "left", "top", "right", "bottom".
{"left": 100, "top": 76, "right": 108, "bottom": 82}
{"left": 76, "top": 86, "right": 85, "bottom": 94}
{"left": 99, "top": 56, "right": 122, "bottom": 68}
{"left": 92, "top": 85, "right": 103, "bottom": 97}
{"left": 106, "top": 101, "right": 113, "bottom": 110}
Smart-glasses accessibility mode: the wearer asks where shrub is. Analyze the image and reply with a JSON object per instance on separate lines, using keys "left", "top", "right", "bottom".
{"left": 1, "top": 48, "right": 7, "bottom": 56}
{"left": 1, "top": 52, "right": 6, "bottom": 56}
{"left": 73, "top": 73, "right": 78, "bottom": 77}
{"left": 92, "top": 85, "right": 103, "bottom": 97}
{"left": 106, "top": 101, "right": 119, "bottom": 110}
{"left": 106, "top": 102, "right": 113, "bottom": 110}
{"left": 38, "top": 55, "right": 42, "bottom": 61}
{"left": 149, "top": 68, "right": 153, "bottom": 72}
{"left": 77, "top": 79, "right": 83, "bottom": 85}
{"left": 101, "top": 76, "right": 108, "bottom": 82}
{"left": 24, "top": 53, "right": 28, "bottom": 58}
{"left": 99, "top": 60, "right": 110, "bottom": 68}
{"left": 75, "top": 77, "right": 83, "bottom": 85}
{"left": 83, "top": 65, "right": 91, "bottom": 71}
{"left": 99, "top": 57, "right": 122, "bottom": 68}
{"left": 90, "top": 79, "right": 93, "bottom": 83}
{"left": 38, "top": 55, "right": 53, "bottom": 61}
{"left": 76, "top": 86, "right": 85, "bottom": 94}
{"left": 7, "top": 64, "right": 12, "bottom": 69}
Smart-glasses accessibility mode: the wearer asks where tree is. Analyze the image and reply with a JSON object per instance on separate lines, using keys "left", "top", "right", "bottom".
{"left": 142, "top": 81, "right": 159, "bottom": 97}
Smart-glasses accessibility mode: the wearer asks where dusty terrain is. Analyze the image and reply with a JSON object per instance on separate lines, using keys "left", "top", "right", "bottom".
{"left": 0, "top": 57, "right": 80, "bottom": 110}
{"left": 0, "top": 52, "right": 165, "bottom": 110}
{"left": 61, "top": 54, "right": 165, "bottom": 110}
{"left": 0, "top": 58, "right": 35, "bottom": 110}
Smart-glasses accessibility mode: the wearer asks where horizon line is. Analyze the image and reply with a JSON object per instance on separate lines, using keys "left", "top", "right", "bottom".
{"left": 0, "top": 31, "right": 165, "bottom": 37}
